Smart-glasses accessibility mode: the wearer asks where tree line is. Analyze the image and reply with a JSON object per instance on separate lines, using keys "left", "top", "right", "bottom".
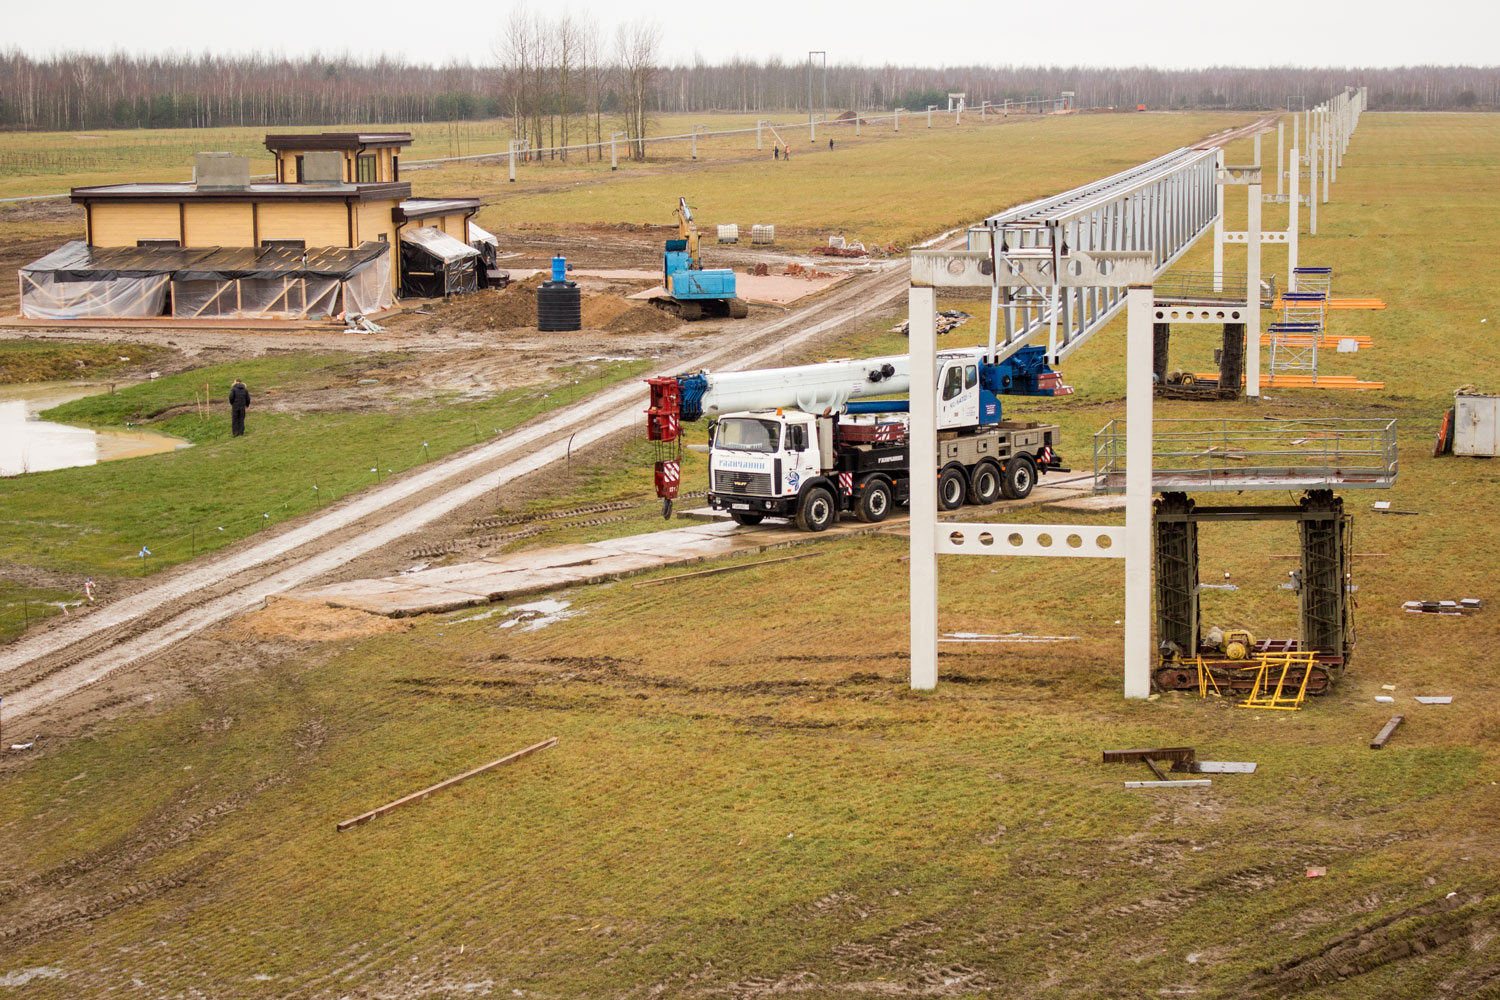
{"left": 2, "top": 42, "right": 1497, "bottom": 137}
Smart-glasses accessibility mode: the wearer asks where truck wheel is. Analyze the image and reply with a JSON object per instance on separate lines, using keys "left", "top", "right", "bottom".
{"left": 855, "top": 480, "right": 892, "bottom": 523}
{"left": 728, "top": 298, "right": 749, "bottom": 319}
{"left": 796, "top": 486, "right": 837, "bottom": 532}
{"left": 729, "top": 511, "right": 764, "bottom": 526}
{"left": 937, "top": 467, "right": 966, "bottom": 510}
{"left": 1001, "top": 455, "right": 1036, "bottom": 500}
{"left": 966, "top": 460, "right": 1002, "bottom": 505}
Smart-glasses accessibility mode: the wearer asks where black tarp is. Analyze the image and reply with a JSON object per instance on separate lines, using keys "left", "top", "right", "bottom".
{"left": 22, "top": 240, "right": 390, "bottom": 282}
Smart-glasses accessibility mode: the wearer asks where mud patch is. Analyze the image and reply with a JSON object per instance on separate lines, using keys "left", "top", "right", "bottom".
{"left": 212, "top": 599, "right": 414, "bottom": 642}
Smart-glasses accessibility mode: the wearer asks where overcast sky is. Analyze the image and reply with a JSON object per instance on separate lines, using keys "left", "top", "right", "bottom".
{"left": 8, "top": 0, "right": 1495, "bottom": 69}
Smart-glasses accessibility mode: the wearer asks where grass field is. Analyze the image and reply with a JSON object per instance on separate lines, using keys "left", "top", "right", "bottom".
{"left": 3, "top": 113, "right": 1500, "bottom": 997}
{"left": 0, "top": 352, "right": 647, "bottom": 576}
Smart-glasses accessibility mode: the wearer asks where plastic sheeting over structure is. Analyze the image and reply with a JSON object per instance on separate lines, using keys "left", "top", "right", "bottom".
{"left": 400, "top": 226, "right": 479, "bottom": 298}
{"left": 18, "top": 241, "right": 394, "bottom": 321}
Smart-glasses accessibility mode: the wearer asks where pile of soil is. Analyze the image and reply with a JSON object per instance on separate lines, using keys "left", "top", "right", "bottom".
{"left": 603, "top": 304, "right": 677, "bottom": 334}
{"left": 409, "top": 275, "right": 676, "bottom": 335}
{"left": 212, "top": 598, "right": 413, "bottom": 642}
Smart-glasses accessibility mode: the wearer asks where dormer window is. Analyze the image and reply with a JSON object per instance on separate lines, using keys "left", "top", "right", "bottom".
{"left": 356, "top": 155, "right": 378, "bottom": 183}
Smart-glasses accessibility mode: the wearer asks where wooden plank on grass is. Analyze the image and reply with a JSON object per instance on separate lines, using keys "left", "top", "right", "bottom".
{"left": 1102, "top": 747, "right": 1195, "bottom": 765}
{"left": 1370, "top": 716, "right": 1404, "bottom": 750}
{"left": 337, "top": 737, "right": 558, "bottom": 832}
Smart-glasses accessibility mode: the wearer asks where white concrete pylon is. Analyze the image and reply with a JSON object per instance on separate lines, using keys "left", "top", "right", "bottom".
{"left": 1123, "top": 283, "right": 1154, "bottom": 698}
{"left": 1246, "top": 173, "right": 1262, "bottom": 399}
{"left": 907, "top": 284, "right": 938, "bottom": 691}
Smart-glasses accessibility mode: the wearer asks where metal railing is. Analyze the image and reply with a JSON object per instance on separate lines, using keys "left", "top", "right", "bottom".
{"left": 1153, "top": 270, "right": 1278, "bottom": 307}
{"left": 1093, "top": 417, "right": 1398, "bottom": 493}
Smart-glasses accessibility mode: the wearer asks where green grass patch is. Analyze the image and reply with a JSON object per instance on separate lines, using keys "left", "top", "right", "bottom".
{"left": 0, "top": 340, "right": 163, "bottom": 384}
{"left": 0, "top": 352, "right": 649, "bottom": 576}
{"left": 0, "top": 582, "right": 81, "bottom": 643}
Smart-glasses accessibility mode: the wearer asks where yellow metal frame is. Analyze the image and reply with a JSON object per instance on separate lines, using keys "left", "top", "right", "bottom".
{"left": 1238, "top": 652, "right": 1318, "bottom": 710}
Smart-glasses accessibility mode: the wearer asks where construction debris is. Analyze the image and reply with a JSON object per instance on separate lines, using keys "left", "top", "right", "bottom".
{"left": 810, "top": 244, "right": 870, "bottom": 258}
{"left": 1414, "top": 696, "right": 1454, "bottom": 705}
{"left": 1372, "top": 501, "right": 1420, "bottom": 515}
{"left": 783, "top": 263, "right": 835, "bottom": 280}
{"left": 337, "top": 737, "right": 557, "bottom": 832}
{"left": 1171, "top": 760, "right": 1257, "bottom": 774}
{"left": 940, "top": 632, "right": 1079, "bottom": 643}
{"left": 892, "top": 310, "right": 972, "bottom": 336}
{"left": 1370, "top": 715, "right": 1405, "bottom": 750}
{"left": 1375, "top": 695, "right": 1395, "bottom": 703}
{"left": 1125, "top": 780, "right": 1210, "bottom": 789}
{"left": 1403, "top": 599, "right": 1482, "bottom": 615}
{"left": 1306, "top": 867, "right": 1328, "bottom": 878}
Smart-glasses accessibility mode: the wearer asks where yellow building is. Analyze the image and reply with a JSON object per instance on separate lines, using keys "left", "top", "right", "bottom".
{"left": 19, "top": 133, "right": 484, "bottom": 321}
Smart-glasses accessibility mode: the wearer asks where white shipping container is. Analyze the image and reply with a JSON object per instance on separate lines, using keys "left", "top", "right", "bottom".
{"left": 717, "top": 224, "right": 739, "bottom": 244}
{"left": 1455, "top": 392, "right": 1500, "bottom": 457}
{"left": 751, "top": 224, "right": 775, "bottom": 245}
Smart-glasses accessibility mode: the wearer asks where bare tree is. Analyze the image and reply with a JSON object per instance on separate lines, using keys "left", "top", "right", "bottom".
{"left": 615, "top": 17, "right": 661, "bottom": 161}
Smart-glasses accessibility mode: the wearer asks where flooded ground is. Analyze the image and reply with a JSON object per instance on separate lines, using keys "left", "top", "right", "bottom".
{"left": 0, "top": 382, "right": 189, "bottom": 476}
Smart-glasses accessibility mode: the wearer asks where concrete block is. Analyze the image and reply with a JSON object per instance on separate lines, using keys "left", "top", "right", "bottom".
{"left": 301, "top": 150, "right": 345, "bottom": 185}
{"left": 194, "top": 153, "right": 250, "bottom": 189}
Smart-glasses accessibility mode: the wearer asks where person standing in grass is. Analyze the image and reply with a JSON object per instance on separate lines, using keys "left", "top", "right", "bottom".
{"left": 229, "top": 378, "right": 251, "bottom": 437}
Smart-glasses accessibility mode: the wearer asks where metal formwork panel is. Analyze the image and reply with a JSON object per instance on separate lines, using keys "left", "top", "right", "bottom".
{"left": 1153, "top": 493, "right": 1200, "bottom": 656}
{"left": 1299, "top": 493, "right": 1348, "bottom": 659}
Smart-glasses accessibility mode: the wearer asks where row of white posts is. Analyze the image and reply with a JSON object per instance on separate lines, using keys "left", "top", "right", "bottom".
{"left": 911, "top": 90, "right": 1367, "bottom": 697}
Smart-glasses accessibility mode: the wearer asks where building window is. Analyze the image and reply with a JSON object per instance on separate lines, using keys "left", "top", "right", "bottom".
{"left": 377, "top": 233, "right": 388, "bottom": 242}
{"left": 137, "top": 239, "right": 180, "bottom": 248}
{"left": 261, "top": 239, "right": 305, "bottom": 250}
{"left": 356, "top": 154, "right": 377, "bottom": 183}
{"left": 392, "top": 156, "right": 399, "bottom": 181}
{"left": 295, "top": 155, "right": 305, "bottom": 183}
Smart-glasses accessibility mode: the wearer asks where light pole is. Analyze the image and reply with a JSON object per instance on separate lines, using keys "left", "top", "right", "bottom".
{"left": 808, "top": 50, "right": 826, "bottom": 141}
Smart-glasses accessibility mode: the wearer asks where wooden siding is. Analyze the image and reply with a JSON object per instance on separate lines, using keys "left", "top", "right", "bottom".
{"left": 183, "top": 203, "right": 255, "bottom": 246}
{"left": 257, "top": 202, "right": 348, "bottom": 247}
{"left": 89, "top": 202, "right": 181, "bottom": 246}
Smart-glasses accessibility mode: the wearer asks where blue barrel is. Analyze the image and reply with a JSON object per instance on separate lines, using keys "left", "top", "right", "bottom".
{"left": 551, "top": 256, "right": 567, "bottom": 282}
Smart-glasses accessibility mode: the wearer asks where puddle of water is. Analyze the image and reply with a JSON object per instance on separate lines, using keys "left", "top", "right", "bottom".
{"left": 0, "top": 382, "right": 190, "bottom": 477}
{"left": 496, "top": 598, "right": 581, "bottom": 632}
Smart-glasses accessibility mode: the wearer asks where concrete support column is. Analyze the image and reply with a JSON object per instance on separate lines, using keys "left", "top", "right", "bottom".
{"left": 1323, "top": 113, "right": 1332, "bottom": 203}
{"left": 1246, "top": 179, "right": 1262, "bottom": 399}
{"left": 908, "top": 285, "right": 938, "bottom": 691}
{"left": 1277, "top": 121, "right": 1285, "bottom": 196}
{"left": 1124, "top": 285, "right": 1154, "bottom": 699}
{"left": 927, "top": 106, "right": 935, "bottom": 128}
{"left": 1212, "top": 149, "right": 1225, "bottom": 292}
{"left": 1309, "top": 133, "right": 1319, "bottom": 236}
{"left": 756, "top": 120, "right": 764, "bottom": 151}
{"left": 1288, "top": 146, "right": 1300, "bottom": 286}
{"left": 509, "top": 140, "right": 518, "bottom": 182}
{"left": 894, "top": 109, "right": 901, "bottom": 132}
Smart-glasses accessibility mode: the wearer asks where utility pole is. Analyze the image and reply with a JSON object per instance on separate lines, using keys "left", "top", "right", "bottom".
{"left": 808, "top": 50, "right": 826, "bottom": 142}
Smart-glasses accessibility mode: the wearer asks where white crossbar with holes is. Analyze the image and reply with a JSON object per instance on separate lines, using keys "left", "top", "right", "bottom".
{"left": 937, "top": 524, "right": 1125, "bottom": 558}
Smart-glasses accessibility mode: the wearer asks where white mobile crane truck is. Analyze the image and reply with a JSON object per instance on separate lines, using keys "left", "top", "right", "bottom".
{"left": 644, "top": 346, "right": 1070, "bottom": 531}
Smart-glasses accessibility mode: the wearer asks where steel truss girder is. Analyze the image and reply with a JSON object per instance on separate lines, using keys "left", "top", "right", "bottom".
{"left": 967, "top": 147, "right": 1221, "bottom": 364}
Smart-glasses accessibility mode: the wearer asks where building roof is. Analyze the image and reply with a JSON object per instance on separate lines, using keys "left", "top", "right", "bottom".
{"left": 401, "top": 226, "right": 480, "bottom": 264}
{"left": 71, "top": 181, "right": 411, "bottom": 204}
{"left": 264, "top": 132, "right": 413, "bottom": 152}
{"left": 397, "top": 197, "right": 482, "bottom": 221}
{"left": 23, "top": 240, "right": 391, "bottom": 281}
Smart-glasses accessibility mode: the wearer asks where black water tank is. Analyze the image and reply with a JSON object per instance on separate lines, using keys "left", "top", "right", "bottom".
{"left": 537, "top": 280, "right": 581, "bottom": 331}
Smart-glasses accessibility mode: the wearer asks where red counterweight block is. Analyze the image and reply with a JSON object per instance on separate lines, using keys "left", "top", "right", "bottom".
{"left": 646, "top": 377, "right": 682, "bottom": 441}
{"left": 654, "top": 460, "right": 681, "bottom": 499}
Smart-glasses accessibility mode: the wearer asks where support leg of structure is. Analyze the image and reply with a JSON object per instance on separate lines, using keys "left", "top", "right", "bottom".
{"left": 1220, "top": 323, "right": 1245, "bottom": 397}
{"left": 1152, "top": 322, "right": 1171, "bottom": 384}
{"left": 908, "top": 285, "right": 938, "bottom": 690}
{"left": 1153, "top": 492, "right": 1199, "bottom": 663}
{"left": 1212, "top": 150, "right": 1225, "bottom": 292}
{"left": 1299, "top": 490, "right": 1348, "bottom": 673}
{"left": 1246, "top": 179, "right": 1262, "bottom": 399}
{"left": 1124, "top": 285, "right": 1154, "bottom": 699}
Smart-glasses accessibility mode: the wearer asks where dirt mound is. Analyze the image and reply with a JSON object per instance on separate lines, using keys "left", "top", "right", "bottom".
{"left": 605, "top": 304, "right": 678, "bottom": 334}
{"left": 416, "top": 277, "right": 543, "bottom": 332}
{"left": 581, "top": 294, "right": 633, "bottom": 328}
{"left": 212, "top": 598, "right": 413, "bottom": 642}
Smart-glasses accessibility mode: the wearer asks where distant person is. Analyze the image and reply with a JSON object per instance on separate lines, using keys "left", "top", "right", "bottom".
{"left": 84, "top": 577, "right": 95, "bottom": 603}
{"left": 784, "top": 146, "right": 791, "bottom": 162}
{"left": 774, "top": 145, "right": 779, "bottom": 160}
{"left": 829, "top": 138, "right": 834, "bottom": 150}
{"left": 229, "top": 378, "right": 251, "bottom": 437}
